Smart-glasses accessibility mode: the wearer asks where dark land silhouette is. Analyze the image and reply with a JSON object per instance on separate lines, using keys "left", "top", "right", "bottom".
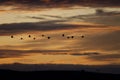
{"left": 0, "top": 64, "right": 120, "bottom": 80}
{"left": 0, "top": 69, "right": 119, "bottom": 80}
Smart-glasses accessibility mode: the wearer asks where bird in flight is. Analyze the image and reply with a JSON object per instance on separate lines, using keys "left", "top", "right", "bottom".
{"left": 20, "top": 38, "right": 23, "bottom": 40}
{"left": 71, "top": 36, "right": 74, "bottom": 39}
{"left": 42, "top": 35, "right": 45, "bottom": 37}
{"left": 33, "top": 38, "right": 36, "bottom": 40}
{"left": 62, "top": 34, "right": 65, "bottom": 37}
{"left": 28, "top": 35, "right": 31, "bottom": 38}
{"left": 11, "top": 35, "right": 14, "bottom": 38}
{"left": 81, "top": 35, "right": 84, "bottom": 38}
{"left": 47, "top": 37, "right": 51, "bottom": 39}
{"left": 67, "top": 36, "right": 70, "bottom": 39}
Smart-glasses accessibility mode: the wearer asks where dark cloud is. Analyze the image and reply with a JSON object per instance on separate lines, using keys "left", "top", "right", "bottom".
{"left": 66, "top": 9, "right": 120, "bottom": 26}
{"left": 68, "top": 9, "right": 120, "bottom": 26}
{"left": 0, "top": 49, "right": 70, "bottom": 58}
{"left": 0, "top": 20, "right": 73, "bottom": 35}
{"left": 0, "top": 0, "right": 120, "bottom": 9}
{"left": 0, "top": 49, "right": 26, "bottom": 58}
{"left": 26, "top": 16, "right": 46, "bottom": 20}
{"left": 95, "top": 9, "right": 120, "bottom": 16}
{"left": 69, "top": 9, "right": 120, "bottom": 18}
{"left": 0, "top": 48, "right": 101, "bottom": 58}
{"left": 89, "top": 53, "right": 120, "bottom": 61}
{"left": 42, "top": 15, "right": 64, "bottom": 19}
{"left": 71, "top": 52, "right": 100, "bottom": 56}
{"left": 0, "top": 20, "right": 102, "bottom": 35}
{"left": 27, "top": 15, "right": 63, "bottom": 20}
{"left": 83, "top": 9, "right": 120, "bottom": 26}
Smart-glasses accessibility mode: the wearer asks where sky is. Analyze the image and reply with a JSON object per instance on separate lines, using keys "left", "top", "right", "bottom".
{"left": 0, "top": 0, "right": 120, "bottom": 69}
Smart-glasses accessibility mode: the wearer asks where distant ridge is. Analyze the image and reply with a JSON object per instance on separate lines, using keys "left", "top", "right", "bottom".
{"left": 0, "top": 63, "right": 120, "bottom": 74}
{"left": 0, "top": 69, "right": 120, "bottom": 80}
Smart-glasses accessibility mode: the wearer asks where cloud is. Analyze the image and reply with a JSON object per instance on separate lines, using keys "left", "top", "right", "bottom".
{"left": 26, "top": 16, "right": 46, "bottom": 20}
{"left": 71, "top": 52, "right": 100, "bottom": 56}
{"left": 85, "top": 10, "right": 120, "bottom": 26}
{"left": 89, "top": 53, "right": 120, "bottom": 61}
{"left": 0, "top": 0, "right": 120, "bottom": 11}
{"left": 80, "top": 30, "right": 120, "bottom": 52}
{"left": 0, "top": 20, "right": 104, "bottom": 35}
{"left": 95, "top": 9, "right": 120, "bottom": 16}
{"left": 68, "top": 9, "right": 120, "bottom": 26}
{"left": 0, "top": 20, "right": 73, "bottom": 35}
{"left": 41, "top": 15, "right": 64, "bottom": 19}
{"left": 0, "top": 49, "right": 71, "bottom": 58}
{"left": 0, "top": 48, "right": 101, "bottom": 58}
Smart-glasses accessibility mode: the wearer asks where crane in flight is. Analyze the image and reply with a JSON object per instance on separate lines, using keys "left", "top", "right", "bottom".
{"left": 81, "top": 35, "right": 85, "bottom": 38}
{"left": 42, "top": 35, "right": 45, "bottom": 37}
{"left": 62, "top": 34, "right": 65, "bottom": 37}
{"left": 10, "top": 33, "right": 85, "bottom": 41}
{"left": 67, "top": 36, "right": 70, "bottom": 39}
{"left": 47, "top": 37, "right": 51, "bottom": 39}
{"left": 20, "top": 38, "right": 23, "bottom": 40}
{"left": 28, "top": 35, "right": 31, "bottom": 38}
{"left": 33, "top": 38, "right": 36, "bottom": 40}
{"left": 11, "top": 35, "right": 14, "bottom": 38}
{"left": 71, "top": 36, "right": 74, "bottom": 39}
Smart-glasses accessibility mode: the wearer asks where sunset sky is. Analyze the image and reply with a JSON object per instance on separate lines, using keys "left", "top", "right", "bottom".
{"left": 0, "top": 0, "right": 120, "bottom": 67}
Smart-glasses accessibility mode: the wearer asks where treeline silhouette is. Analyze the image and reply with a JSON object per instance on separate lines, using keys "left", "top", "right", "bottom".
{"left": 0, "top": 64, "right": 120, "bottom": 80}
{"left": 0, "top": 69, "right": 119, "bottom": 80}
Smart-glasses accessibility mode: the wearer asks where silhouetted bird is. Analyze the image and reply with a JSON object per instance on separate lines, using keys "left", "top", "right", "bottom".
{"left": 11, "top": 35, "right": 14, "bottom": 38}
{"left": 62, "top": 34, "right": 65, "bottom": 37}
{"left": 33, "top": 38, "right": 36, "bottom": 40}
{"left": 67, "top": 36, "right": 70, "bottom": 39}
{"left": 28, "top": 35, "right": 31, "bottom": 38}
{"left": 42, "top": 35, "right": 45, "bottom": 37}
{"left": 20, "top": 38, "right": 23, "bottom": 40}
{"left": 47, "top": 37, "right": 51, "bottom": 39}
{"left": 81, "top": 35, "right": 84, "bottom": 38}
{"left": 71, "top": 36, "right": 74, "bottom": 39}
